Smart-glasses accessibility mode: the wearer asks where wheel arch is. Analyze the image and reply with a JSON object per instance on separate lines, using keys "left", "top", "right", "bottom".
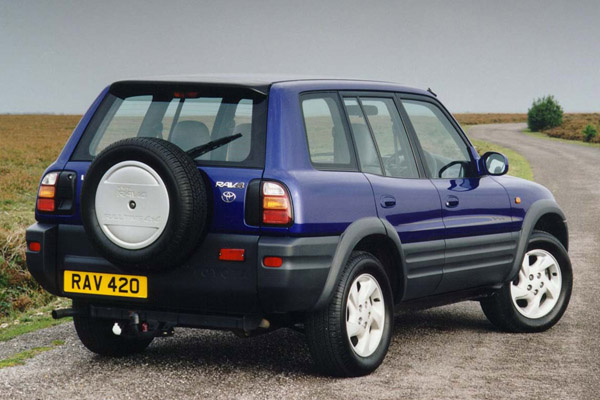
{"left": 506, "top": 199, "right": 568, "bottom": 282}
{"left": 533, "top": 213, "right": 568, "bottom": 251}
{"left": 312, "top": 217, "right": 407, "bottom": 310}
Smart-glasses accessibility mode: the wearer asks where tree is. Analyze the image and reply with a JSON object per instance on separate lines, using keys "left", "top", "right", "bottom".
{"left": 527, "top": 96, "right": 563, "bottom": 131}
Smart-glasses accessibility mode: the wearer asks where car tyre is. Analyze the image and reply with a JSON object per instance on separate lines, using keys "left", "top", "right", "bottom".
{"left": 481, "top": 231, "right": 572, "bottom": 333}
{"left": 305, "top": 251, "right": 393, "bottom": 377}
{"left": 81, "top": 137, "right": 208, "bottom": 271}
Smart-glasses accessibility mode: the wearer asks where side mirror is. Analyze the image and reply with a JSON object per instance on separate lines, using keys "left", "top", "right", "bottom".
{"left": 480, "top": 152, "right": 509, "bottom": 176}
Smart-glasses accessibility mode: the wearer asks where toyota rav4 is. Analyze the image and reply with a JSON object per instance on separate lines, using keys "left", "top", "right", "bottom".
{"left": 26, "top": 76, "right": 572, "bottom": 377}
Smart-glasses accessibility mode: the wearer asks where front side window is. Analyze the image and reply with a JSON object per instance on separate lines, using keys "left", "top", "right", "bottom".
{"left": 72, "top": 82, "right": 267, "bottom": 168}
{"left": 301, "top": 93, "right": 354, "bottom": 169}
{"left": 402, "top": 100, "right": 473, "bottom": 178}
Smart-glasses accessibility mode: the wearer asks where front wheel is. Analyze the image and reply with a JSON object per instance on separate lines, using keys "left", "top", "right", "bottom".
{"left": 305, "top": 251, "right": 394, "bottom": 377}
{"left": 481, "top": 231, "right": 573, "bottom": 333}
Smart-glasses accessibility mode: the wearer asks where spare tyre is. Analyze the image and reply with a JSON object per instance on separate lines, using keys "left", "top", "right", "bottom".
{"left": 81, "top": 137, "right": 208, "bottom": 271}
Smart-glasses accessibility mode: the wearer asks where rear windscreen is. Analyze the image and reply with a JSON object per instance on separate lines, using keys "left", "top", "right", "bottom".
{"left": 72, "top": 82, "right": 268, "bottom": 168}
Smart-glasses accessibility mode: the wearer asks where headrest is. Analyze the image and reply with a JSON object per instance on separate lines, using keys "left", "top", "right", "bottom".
{"left": 171, "top": 120, "right": 210, "bottom": 151}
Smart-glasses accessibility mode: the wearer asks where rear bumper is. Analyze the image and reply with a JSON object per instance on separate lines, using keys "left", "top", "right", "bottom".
{"left": 26, "top": 224, "right": 60, "bottom": 295}
{"left": 26, "top": 223, "right": 338, "bottom": 318}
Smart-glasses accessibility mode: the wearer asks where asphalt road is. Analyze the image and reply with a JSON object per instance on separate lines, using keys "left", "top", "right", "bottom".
{"left": 1, "top": 123, "right": 598, "bottom": 399}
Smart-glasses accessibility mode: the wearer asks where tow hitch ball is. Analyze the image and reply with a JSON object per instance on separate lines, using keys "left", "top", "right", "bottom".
{"left": 112, "top": 312, "right": 174, "bottom": 338}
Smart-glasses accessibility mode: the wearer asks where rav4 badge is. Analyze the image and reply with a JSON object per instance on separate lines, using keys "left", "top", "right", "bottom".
{"left": 216, "top": 181, "right": 245, "bottom": 189}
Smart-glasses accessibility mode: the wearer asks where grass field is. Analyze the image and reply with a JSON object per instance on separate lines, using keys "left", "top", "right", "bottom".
{"left": 0, "top": 113, "right": 535, "bottom": 322}
{"left": 538, "top": 113, "right": 600, "bottom": 143}
{"left": 0, "top": 115, "right": 79, "bottom": 318}
{"left": 454, "top": 112, "right": 600, "bottom": 144}
{"left": 453, "top": 113, "right": 527, "bottom": 125}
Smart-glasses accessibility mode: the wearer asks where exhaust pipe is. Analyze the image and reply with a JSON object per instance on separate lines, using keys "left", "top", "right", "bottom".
{"left": 52, "top": 308, "right": 79, "bottom": 319}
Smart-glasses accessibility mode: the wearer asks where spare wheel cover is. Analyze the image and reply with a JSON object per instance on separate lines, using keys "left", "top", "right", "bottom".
{"left": 95, "top": 160, "right": 170, "bottom": 250}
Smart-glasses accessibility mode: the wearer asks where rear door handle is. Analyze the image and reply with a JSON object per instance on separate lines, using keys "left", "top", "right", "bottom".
{"left": 380, "top": 195, "right": 396, "bottom": 208}
{"left": 445, "top": 196, "right": 459, "bottom": 208}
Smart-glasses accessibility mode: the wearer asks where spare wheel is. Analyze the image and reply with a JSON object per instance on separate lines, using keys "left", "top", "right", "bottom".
{"left": 80, "top": 137, "right": 208, "bottom": 271}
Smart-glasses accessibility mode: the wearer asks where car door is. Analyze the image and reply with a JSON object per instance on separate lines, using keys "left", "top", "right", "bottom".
{"left": 341, "top": 93, "right": 445, "bottom": 300}
{"left": 399, "top": 95, "right": 517, "bottom": 293}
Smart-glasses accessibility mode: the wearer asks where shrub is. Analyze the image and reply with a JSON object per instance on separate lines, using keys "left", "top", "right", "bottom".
{"left": 527, "top": 95, "right": 563, "bottom": 132}
{"left": 582, "top": 124, "right": 598, "bottom": 142}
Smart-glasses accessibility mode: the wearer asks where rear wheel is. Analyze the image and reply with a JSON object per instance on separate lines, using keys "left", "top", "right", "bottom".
{"left": 73, "top": 300, "right": 153, "bottom": 356}
{"left": 481, "top": 231, "right": 572, "bottom": 332}
{"left": 305, "top": 251, "right": 393, "bottom": 377}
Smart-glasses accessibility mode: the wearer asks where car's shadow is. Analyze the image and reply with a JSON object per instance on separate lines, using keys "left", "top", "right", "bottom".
{"left": 93, "top": 305, "right": 495, "bottom": 376}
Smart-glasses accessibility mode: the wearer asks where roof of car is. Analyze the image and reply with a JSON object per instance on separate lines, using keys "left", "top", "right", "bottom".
{"left": 120, "top": 74, "right": 433, "bottom": 97}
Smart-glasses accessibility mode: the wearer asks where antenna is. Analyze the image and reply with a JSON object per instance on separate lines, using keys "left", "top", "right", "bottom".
{"left": 427, "top": 87, "right": 437, "bottom": 97}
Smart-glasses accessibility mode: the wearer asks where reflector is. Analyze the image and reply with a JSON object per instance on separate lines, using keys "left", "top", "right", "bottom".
{"left": 219, "top": 248, "right": 245, "bottom": 262}
{"left": 263, "top": 256, "right": 283, "bottom": 268}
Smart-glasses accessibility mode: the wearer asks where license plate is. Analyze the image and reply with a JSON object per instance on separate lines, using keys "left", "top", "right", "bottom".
{"left": 63, "top": 270, "right": 147, "bottom": 299}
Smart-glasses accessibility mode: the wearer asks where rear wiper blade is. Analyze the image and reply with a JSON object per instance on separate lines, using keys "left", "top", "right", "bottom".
{"left": 186, "top": 133, "right": 242, "bottom": 159}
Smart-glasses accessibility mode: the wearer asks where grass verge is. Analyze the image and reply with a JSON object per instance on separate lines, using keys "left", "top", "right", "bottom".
{"left": 0, "top": 340, "right": 64, "bottom": 369}
{"left": 462, "top": 125, "right": 534, "bottom": 181}
{"left": 471, "top": 139, "right": 534, "bottom": 181}
{"left": 0, "top": 298, "right": 71, "bottom": 342}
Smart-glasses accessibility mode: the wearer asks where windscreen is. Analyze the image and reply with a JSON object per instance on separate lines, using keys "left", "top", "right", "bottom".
{"left": 72, "top": 82, "right": 268, "bottom": 168}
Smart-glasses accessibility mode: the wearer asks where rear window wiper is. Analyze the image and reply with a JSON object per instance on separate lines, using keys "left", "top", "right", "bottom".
{"left": 186, "top": 133, "right": 242, "bottom": 159}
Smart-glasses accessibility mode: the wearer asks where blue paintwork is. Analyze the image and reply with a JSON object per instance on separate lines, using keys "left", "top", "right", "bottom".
{"left": 364, "top": 175, "right": 445, "bottom": 243}
{"left": 430, "top": 176, "right": 516, "bottom": 238}
{"left": 201, "top": 166, "right": 262, "bottom": 233}
{"left": 491, "top": 175, "right": 555, "bottom": 223}
{"left": 35, "top": 78, "right": 551, "bottom": 249}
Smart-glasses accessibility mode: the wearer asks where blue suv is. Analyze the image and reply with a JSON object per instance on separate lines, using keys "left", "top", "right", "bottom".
{"left": 26, "top": 76, "right": 572, "bottom": 376}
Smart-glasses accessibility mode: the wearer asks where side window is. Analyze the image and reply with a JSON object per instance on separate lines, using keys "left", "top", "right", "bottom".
{"left": 343, "top": 98, "right": 382, "bottom": 175}
{"left": 301, "top": 94, "right": 353, "bottom": 168}
{"left": 360, "top": 98, "right": 419, "bottom": 178}
{"left": 402, "top": 100, "right": 473, "bottom": 179}
{"left": 226, "top": 99, "right": 253, "bottom": 162}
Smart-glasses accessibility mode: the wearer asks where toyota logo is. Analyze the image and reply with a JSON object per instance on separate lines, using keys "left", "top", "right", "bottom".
{"left": 221, "top": 191, "right": 236, "bottom": 203}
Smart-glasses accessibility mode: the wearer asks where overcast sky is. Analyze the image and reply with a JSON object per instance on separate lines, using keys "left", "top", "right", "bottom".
{"left": 1, "top": 0, "right": 598, "bottom": 114}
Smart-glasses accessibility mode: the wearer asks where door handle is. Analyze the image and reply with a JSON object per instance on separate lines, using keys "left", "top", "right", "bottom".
{"left": 445, "top": 196, "right": 459, "bottom": 208}
{"left": 380, "top": 195, "right": 396, "bottom": 208}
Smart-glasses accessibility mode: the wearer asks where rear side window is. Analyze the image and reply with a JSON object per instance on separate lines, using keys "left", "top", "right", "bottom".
{"left": 301, "top": 93, "right": 355, "bottom": 170}
{"left": 72, "top": 82, "right": 267, "bottom": 168}
{"left": 360, "top": 97, "right": 419, "bottom": 178}
{"left": 343, "top": 98, "right": 382, "bottom": 175}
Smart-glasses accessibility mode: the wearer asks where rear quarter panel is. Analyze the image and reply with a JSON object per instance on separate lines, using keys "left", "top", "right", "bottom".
{"left": 262, "top": 83, "right": 377, "bottom": 237}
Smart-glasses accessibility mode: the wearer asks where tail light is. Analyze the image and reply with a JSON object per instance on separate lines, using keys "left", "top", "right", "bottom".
{"left": 262, "top": 181, "right": 292, "bottom": 225}
{"left": 37, "top": 172, "right": 59, "bottom": 212}
{"left": 36, "top": 171, "right": 77, "bottom": 214}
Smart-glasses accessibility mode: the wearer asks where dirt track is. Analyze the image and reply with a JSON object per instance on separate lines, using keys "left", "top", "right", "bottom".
{"left": 1, "top": 123, "right": 598, "bottom": 399}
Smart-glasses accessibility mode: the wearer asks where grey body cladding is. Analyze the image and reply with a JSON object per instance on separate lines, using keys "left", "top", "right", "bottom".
{"left": 403, "top": 240, "right": 445, "bottom": 299}
{"left": 437, "top": 231, "right": 519, "bottom": 293}
{"left": 402, "top": 232, "right": 518, "bottom": 299}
